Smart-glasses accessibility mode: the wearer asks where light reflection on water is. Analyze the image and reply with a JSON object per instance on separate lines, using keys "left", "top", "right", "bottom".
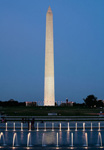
{"left": 0, "top": 121, "right": 104, "bottom": 149}
{"left": 59, "top": 131, "right": 62, "bottom": 145}
{"left": 67, "top": 131, "right": 70, "bottom": 144}
{"left": 20, "top": 131, "right": 23, "bottom": 145}
{"left": 74, "top": 131, "right": 77, "bottom": 145}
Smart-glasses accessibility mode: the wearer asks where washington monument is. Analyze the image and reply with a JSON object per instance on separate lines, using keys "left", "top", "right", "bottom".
{"left": 44, "top": 6, "right": 55, "bottom": 106}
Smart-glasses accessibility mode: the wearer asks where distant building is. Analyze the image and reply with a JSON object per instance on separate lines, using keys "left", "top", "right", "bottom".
{"left": 66, "top": 98, "right": 73, "bottom": 106}
{"left": 67, "top": 101, "right": 73, "bottom": 106}
{"left": 60, "top": 99, "right": 73, "bottom": 106}
{"left": 25, "top": 102, "right": 37, "bottom": 107}
{"left": 8, "top": 99, "right": 15, "bottom": 102}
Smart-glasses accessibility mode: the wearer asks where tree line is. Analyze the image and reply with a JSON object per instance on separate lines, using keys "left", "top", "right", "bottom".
{"left": 0, "top": 99, "right": 25, "bottom": 107}
{"left": 83, "top": 95, "right": 104, "bottom": 108}
{"left": 0, "top": 95, "right": 103, "bottom": 107}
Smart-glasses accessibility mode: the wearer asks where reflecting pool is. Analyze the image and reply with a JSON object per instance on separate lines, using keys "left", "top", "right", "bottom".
{"left": 0, "top": 121, "right": 104, "bottom": 150}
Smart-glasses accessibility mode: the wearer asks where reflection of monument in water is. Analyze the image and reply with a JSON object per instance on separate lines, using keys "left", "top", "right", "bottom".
{"left": 44, "top": 6, "right": 55, "bottom": 106}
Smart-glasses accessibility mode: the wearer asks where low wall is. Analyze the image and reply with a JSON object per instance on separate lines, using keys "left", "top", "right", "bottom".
{"left": 1, "top": 116, "right": 104, "bottom": 122}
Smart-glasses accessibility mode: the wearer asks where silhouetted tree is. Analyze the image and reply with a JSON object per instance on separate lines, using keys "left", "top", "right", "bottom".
{"left": 0, "top": 99, "right": 25, "bottom": 107}
{"left": 83, "top": 95, "right": 97, "bottom": 107}
{"left": 97, "top": 100, "right": 104, "bottom": 107}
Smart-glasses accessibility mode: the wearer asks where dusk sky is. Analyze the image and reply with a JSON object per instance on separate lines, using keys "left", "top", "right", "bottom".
{"left": 0, "top": 0, "right": 104, "bottom": 104}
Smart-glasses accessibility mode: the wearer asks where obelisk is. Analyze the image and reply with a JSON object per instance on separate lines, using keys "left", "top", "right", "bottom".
{"left": 44, "top": 6, "right": 55, "bottom": 106}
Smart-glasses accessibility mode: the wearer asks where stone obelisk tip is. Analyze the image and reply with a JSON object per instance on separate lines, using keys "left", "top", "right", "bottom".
{"left": 47, "top": 6, "right": 52, "bottom": 13}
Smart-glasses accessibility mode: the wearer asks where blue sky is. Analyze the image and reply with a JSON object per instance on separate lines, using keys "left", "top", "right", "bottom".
{"left": 0, "top": 0, "right": 104, "bottom": 104}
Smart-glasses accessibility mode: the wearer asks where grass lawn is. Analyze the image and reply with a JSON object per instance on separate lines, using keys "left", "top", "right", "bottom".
{"left": 0, "top": 106, "right": 103, "bottom": 116}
